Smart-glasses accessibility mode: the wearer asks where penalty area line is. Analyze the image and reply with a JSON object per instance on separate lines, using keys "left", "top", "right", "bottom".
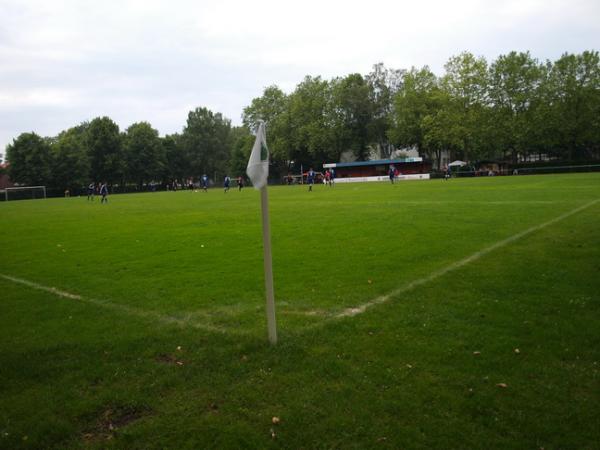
{"left": 335, "top": 198, "right": 600, "bottom": 319}
{"left": 0, "top": 273, "right": 237, "bottom": 334}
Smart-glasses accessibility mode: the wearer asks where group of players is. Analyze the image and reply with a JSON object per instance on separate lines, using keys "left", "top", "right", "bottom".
{"left": 85, "top": 167, "right": 340, "bottom": 202}
{"left": 86, "top": 182, "right": 109, "bottom": 203}
{"left": 300, "top": 168, "right": 336, "bottom": 191}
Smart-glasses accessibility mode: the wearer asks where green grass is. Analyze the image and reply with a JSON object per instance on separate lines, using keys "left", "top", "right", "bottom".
{"left": 1, "top": 173, "right": 599, "bottom": 449}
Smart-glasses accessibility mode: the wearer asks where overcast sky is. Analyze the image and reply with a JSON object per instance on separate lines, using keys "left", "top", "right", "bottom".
{"left": 1, "top": 0, "right": 598, "bottom": 157}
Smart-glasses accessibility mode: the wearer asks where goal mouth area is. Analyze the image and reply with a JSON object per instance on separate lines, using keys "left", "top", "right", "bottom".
{"left": 4, "top": 185, "right": 47, "bottom": 201}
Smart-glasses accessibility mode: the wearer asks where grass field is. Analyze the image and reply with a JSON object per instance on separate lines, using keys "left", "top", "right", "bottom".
{"left": 1, "top": 173, "right": 599, "bottom": 449}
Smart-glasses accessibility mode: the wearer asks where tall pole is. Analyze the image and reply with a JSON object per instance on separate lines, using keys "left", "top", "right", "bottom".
{"left": 260, "top": 186, "right": 277, "bottom": 344}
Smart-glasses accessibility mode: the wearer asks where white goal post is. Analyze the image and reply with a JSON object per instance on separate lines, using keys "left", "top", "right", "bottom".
{"left": 4, "top": 186, "right": 47, "bottom": 201}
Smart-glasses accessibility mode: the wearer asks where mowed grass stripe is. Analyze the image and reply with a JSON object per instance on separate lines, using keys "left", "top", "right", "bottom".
{"left": 333, "top": 198, "right": 600, "bottom": 318}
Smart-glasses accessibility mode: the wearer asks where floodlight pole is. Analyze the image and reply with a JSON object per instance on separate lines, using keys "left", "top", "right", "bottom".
{"left": 260, "top": 186, "right": 277, "bottom": 344}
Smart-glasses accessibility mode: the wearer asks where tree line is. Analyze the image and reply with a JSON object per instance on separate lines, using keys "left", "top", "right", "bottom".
{"left": 6, "top": 50, "right": 600, "bottom": 191}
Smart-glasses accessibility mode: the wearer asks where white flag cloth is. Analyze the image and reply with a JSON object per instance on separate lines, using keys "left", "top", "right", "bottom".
{"left": 246, "top": 122, "right": 269, "bottom": 190}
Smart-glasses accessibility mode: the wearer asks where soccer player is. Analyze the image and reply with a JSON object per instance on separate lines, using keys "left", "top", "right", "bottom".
{"left": 87, "top": 182, "right": 95, "bottom": 201}
{"left": 389, "top": 165, "right": 396, "bottom": 184}
{"left": 307, "top": 168, "right": 315, "bottom": 191}
{"left": 237, "top": 176, "right": 244, "bottom": 191}
{"left": 100, "top": 182, "right": 108, "bottom": 203}
{"left": 202, "top": 174, "right": 208, "bottom": 192}
{"left": 224, "top": 175, "right": 231, "bottom": 193}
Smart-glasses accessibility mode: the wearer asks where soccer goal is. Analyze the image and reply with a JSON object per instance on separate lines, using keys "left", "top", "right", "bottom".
{"left": 4, "top": 186, "right": 47, "bottom": 201}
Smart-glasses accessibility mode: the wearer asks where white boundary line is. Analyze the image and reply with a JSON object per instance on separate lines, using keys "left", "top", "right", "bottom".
{"left": 0, "top": 273, "right": 236, "bottom": 334}
{"left": 335, "top": 199, "right": 599, "bottom": 318}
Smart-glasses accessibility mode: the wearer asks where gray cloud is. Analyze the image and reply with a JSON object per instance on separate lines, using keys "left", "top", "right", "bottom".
{"left": 1, "top": 0, "right": 599, "bottom": 153}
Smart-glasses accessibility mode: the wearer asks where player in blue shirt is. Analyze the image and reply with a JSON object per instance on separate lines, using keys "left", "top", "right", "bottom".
{"left": 202, "top": 174, "right": 208, "bottom": 192}
{"left": 389, "top": 165, "right": 396, "bottom": 184}
{"left": 307, "top": 168, "right": 315, "bottom": 191}
{"left": 224, "top": 175, "right": 231, "bottom": 193}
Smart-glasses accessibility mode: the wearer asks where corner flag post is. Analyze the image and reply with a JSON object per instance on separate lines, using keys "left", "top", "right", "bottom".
{"left": 247, "top": 121, "right": 277, "bottom": 344}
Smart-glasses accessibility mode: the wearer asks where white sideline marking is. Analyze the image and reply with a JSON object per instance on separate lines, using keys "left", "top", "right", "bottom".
{"left": 336, "top": 199, "right": 599, "bottom": 318}
{"left": 0, "top": 274, "right": 231, "bottom": 333}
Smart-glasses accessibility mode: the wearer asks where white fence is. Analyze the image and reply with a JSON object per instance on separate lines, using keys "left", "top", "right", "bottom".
{"left": 333, "top": 174, "right": 430, "bottom": 184}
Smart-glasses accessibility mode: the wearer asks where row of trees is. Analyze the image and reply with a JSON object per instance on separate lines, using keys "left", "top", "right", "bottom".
{"left": 244, "top": 51, "right": 600, "bottom": 172}
{"left": 6, "top": 108, "right": 244, "bottom": 191}
{"left": 6, "top": 50, "right": 600, "bottom": 191}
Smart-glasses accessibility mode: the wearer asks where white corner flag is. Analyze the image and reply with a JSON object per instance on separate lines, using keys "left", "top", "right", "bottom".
{"left": 246, "top": 122, "right": 269, "bottom": 190}
{"left": 247, "top": 121, "right": 277, "bottom": 344}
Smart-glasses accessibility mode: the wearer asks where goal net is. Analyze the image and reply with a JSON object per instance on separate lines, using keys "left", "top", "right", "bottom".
{"left": 4, "top": 186, "right": 47, "bottom": 201}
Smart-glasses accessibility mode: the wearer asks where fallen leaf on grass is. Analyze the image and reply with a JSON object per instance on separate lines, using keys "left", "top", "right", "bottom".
{"left": 496, "top": 383, "right": 508, "bottom": 388}
{"left": 272, "top": 416, "right": 280, "bottom": 424}
{"left": 270, "top": 428, "right": 276, "bottom": 439}
{"left": 514, "top": 348, "right": 520, "bottom": 354}
{"left": 473, "top": 351, "right": 481, "bottom": 356}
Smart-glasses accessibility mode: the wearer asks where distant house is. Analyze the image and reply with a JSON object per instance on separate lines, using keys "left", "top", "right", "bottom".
{"left": 0, "top": 163, "right": 13, "bottom": 189}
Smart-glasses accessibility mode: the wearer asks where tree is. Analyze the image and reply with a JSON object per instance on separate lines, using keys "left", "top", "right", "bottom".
{"left": 546, "top": 51, "right": 600, "bottom": 160}
{"left": 366, "top": 63, "right": 405, "bottom": 158}
{"left": 421, "top": 89, "right": 465, "bottom": 168}
{"left": 124, "top": 122, "right": 165, "bottom": 188}
{"left": 242, "top": 85, "right": 287, "bottom": 131}
{"left": 287, "top": 76, "right": 337, "bottom": 168}
{"left": 51, "top": 124, "right": 90, "bottom": 190}
{"left": 228, "top": 126, "right": 254, "bottom": 178}
{"left": 162, "top": 134, "right": 187, "bottom": 183}
{"left": 182, "top": 107, "right": 232, "bottom": 182}
{"left": 87, "top": 117, "right": 124, "bottom": 184}
{"left": 488, "top": 51, "right": 545, "bottom": 162}
{"left": 331, "top": 73, "right": 373, "bottom": 161}
{"left": 389, "top": 66, "right": 440, "bottom": 155}
{"left": 6, "top": 132, "right": 52, "bottom": 186}
{"left": 441, "top": 52, "right": 489, "bottom": 161}
{"left": 243, "top": 85, "right": 294, "bottom": 176}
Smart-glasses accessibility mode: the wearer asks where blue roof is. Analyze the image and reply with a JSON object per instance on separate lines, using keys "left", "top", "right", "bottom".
{"left": 323, "top": 158, "right": 422, "bottom": 169}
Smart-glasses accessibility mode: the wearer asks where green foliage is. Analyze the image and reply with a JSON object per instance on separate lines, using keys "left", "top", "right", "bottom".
{"left": 228, "top": 126, "right": 253, "bottom": 178}
{"left": 441, "top": 52, "right": 489, "bottom": 161}
{"left": 6, "top": 132, "right": 52, "bottom": 185}
{"left": 162, "top": 133, "right": 187, "bottom": 182}
{"left": 182, "top": 107, "right": 232, "bottom": 181}
{"left": 546, "top": 51, "right": 600, "bottom": 160}
{"left": 87, "top": 116, "right": 124, "bottom": 183}
{"left": 389, "top": 66, "right": 441, "bottom": 155}
{"left": 488, "top": 52, "right": 546, "bottom": 162}
{"left": 242, "top": 85, "right": 287, "bottom": 132}
{"left": 332, "top": 73, "right": 373, "bottom": 161}
{"left": 124, "top": 122, "right": 165, "bottom": 187}
{"left": 366, "top": 63, "right": 404, "bottom": 158}
{"left": 51, "top": 124, "right": 90, "bottom": 190}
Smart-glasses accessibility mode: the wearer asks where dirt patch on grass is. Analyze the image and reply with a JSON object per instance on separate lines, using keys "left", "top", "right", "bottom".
{"left": 82, "top": 405, "right": 151, "bottom": 442}
{"left": 155, "top": 353, "right": 185, "bottom": 366}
